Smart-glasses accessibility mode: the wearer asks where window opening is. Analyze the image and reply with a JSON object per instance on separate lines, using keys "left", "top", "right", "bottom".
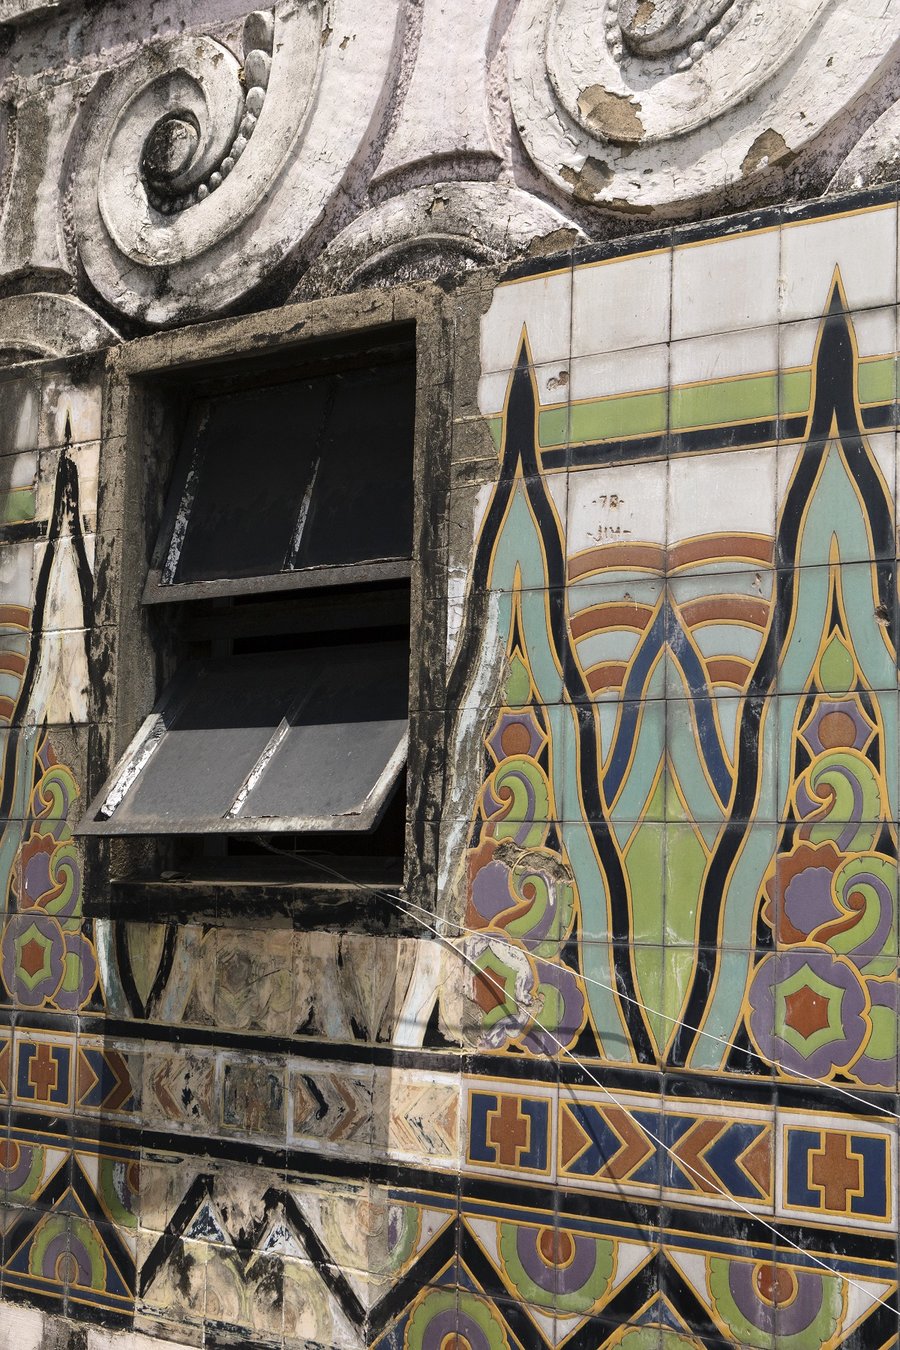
{"left": 145, "top": 341, "right": 415, "bottom": 600}
{"left": 81, "top": 329, "right": 416, "bottom": 871}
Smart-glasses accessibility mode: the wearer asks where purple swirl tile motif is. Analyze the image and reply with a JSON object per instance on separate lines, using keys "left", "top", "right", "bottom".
{"left": 0, "top": 734, "right": 99, "bottom": 1013}
{"left": 463, "top": 635, "right": 585, "bottom": 1055}
{"left": 405, "top": 1287, "right": 511, "bottom": 1349}
{"left": 497, "top": 1220, "right": 615, "bottom": 1314}
{"left": 748, "top": 674, "right": 898, "bottom": 1087}
{"left": 708, "top": 1254, "right": 843, "bottom": 1345}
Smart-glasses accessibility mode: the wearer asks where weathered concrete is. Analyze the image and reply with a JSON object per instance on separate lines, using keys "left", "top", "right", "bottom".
{"left": 1, "top": 5, "right": 900, "bottom": 1350}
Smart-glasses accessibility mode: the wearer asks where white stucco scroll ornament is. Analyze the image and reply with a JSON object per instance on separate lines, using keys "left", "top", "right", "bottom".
{"left": 297, "top": 184, "right": 585, "bottom": 295}
{"left": 73, "top": 0, "right": 403, "bottom": 325}
{"left": 0, "top": 295, "right": 119, "bottom": 363}
{"left": 0, "top": 0, "right": 59, "bottom": 20}
{"left": 509, "top": 0, "right": 900, "bottom": 211}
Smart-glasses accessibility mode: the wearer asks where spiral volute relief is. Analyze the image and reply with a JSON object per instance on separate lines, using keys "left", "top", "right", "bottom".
{"left": 613, "top": 0, "right": 739, "bottom": 66}
{"left": 141, "top": 12, "right": 274, "bottom": 214}
{"left": 73, "top": 0, "right": 403, "bottom": 324}
{"left": 509, "top": 0, "right": 900, "bottom": 210}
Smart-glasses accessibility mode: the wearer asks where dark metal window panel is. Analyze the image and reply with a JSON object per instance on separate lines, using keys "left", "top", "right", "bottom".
{"left": 145, "top": 359, "right": 416, "bottom": 602}
{"left": 79, "top": 640, "right": 409, "bottom": 835}
{"left": 143, "top": 558, "right": 412, "bottom": 605}
{"left": 287, "top": 361, "right": 415, "bottom": 569}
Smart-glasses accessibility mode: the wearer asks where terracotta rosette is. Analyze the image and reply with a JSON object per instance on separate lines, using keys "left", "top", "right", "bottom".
{"left": 1, "top": 912, "right": 66, "bottom": 1007}
{"left": 747, "top": 946, "right": 869, "bottom": 1078}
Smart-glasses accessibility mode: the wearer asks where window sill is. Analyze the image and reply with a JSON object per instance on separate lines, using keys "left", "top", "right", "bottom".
{"left": 89, "top": 863, "right": 419, "bottom": 933}
{"left": 143, "top": 557, "right": 413, "bottom": 604}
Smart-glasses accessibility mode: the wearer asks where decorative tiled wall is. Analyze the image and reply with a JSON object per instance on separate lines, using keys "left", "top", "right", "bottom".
{"left": 2, "top": 195, "right": 900, "bottom": 1348}
{"left": 441, "top": 197, "right": 900, "bottom": 1349}
{"left": 0, "top": 364, "right": 133, "bottom": 1327}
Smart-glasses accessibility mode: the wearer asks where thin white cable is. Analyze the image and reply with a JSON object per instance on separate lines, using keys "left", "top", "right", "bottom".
{"left": 276, "top": 844, "right": 900, "bottom": 1127}
{"left": 251, "top": 841, "right": 900, "bottom": 1314}
{"left": 392, "top": 886, "right": 900, "bottom": 1126}
{"left": 381, "top": 886, "right": 900, "bottom": 1322}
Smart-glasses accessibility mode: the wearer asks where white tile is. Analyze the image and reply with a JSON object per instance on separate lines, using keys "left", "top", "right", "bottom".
{"left": 33, "top": 534, "right": 95, "bottom": 630}
{"left": 670, "top": 325, "right": 778, "bottom": 387}
{"left": 70, "top": 441, "right": 100, "bottom": 528}
{"left": 0, "top": 376, "right": 39, "bottom": 457}
{"left": 779, "top": 304, "right": 898, "bottom": 370}
{"left": 88, "top": 1331, "right": 200, "bottom": 1350}
{"left": 569, "top": 343, "right": 668, "bottom": 402}
{"left": 843, "top": 303, "right": 897, "bottom": 365}
{"left": 672, "top": 228, "right": 780, "bottom": 340}
{"left": 35, "top": 443, "right": 100, "bottom": 529}
{"left": 478, "top": 361, "right": 570, "bottom": 418}
{"left": 668, "top": 447, "right": 777, "bottom": 550}
{"left": 571, "top": 248, "right": 671, "bottom": 359}
{"left": 567, "top": 460, "right": 666, "bottom": 559}
{"left": 40, "top": 370, "right": 103, "bottom": 447}
{"left": 476, "top": 369, "right": 505, "bottom": 418}
{"left": 26, "top": 627, "right": 91, "bottom": 724}
{"left": 3, "top": 449, "right": 37, "bottom": 492}
{"left": 0, "top": 539, "right": 35, "bottom": 609}
{"left": 480, "top": 266, "right": 572, "bottom": 374}
{"left": 780, "top": 203, "right": 898, "bottom": 322}
{"left": 445, "top": 575, "right": 467, "bottom": 667}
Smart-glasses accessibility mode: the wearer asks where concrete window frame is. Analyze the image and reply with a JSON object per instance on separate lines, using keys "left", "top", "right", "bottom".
{"left": 83, "top": 283, "right": 453, "bottom": 927}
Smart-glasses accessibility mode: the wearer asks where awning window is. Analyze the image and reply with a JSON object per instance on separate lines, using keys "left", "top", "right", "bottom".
{"left": 81, "top": 639, "right": 409, "bottom": 835}
{"left": 146, "top": 356, "right": 416, "bottom": 600}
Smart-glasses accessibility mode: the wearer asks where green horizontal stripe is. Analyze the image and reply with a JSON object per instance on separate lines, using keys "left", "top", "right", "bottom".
{"left": 858, "top": 356, "right": 896, "bottom": 405}
{"left": 780, "top": 369, "right": 811, "bottom": 416}
{"left": 0, "top": 487, "right": 34, "bottom": 524}
{"left": 568, "top": 390, "right": 667, "bottom": 443}
{"left": 483, "top": 357, "right": 898, "bottom": 454}
{"left": 539, "top": 406, "right": 568, "bottom": 446}
{"left": 671, "top": 374, "right": 776, "bottom": 431}
{"left": 487, "top": 416, "right": 502, "bottom": 450}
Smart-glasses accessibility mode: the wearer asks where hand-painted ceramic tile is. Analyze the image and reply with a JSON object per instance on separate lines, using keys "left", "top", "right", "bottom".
{"left": 672, "top": 228, "right": 780, "bottom": 341}
{"left": 38, "top": 372, "right": 103, "bottom": 450}
{"left": 0, "top": 377, "right": 39, "bottom": 460}
{"left": 4, "top": 198, "right": 900, "bottom": 1348}
{"left": 780, "top": 203, "right": 898, "bottom": 323}
{"left": 480, "top": 267, "right": 572, "bottom": 376}
{"left": 572, "top": 248, "right": 671, "bottom": 360}
{"left": 435, "top": 201, "right": 900, "bottom": 1350}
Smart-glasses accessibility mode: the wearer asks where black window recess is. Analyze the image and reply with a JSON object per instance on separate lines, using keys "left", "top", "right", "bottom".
{"left": 81, "top": 336, "right": 415, "bottom": 839}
